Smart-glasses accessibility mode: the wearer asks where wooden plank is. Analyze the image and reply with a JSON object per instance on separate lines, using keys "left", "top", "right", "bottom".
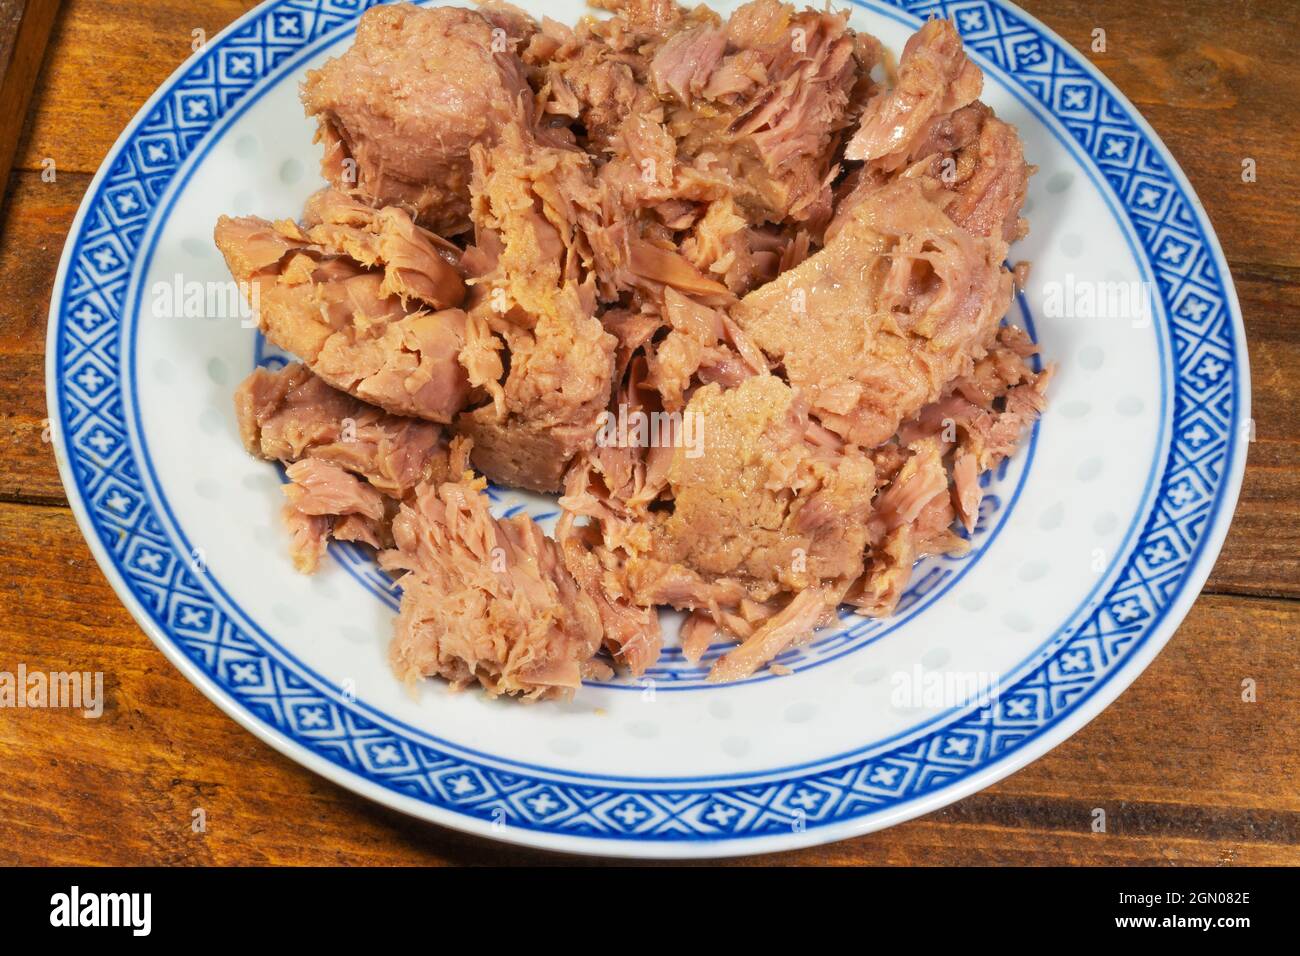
{"left": 0, "top": 169, "right": 90, "bottom": 503}
{"left": 15, "top": 0, "right": 249, "bottom": 176}
{"left": 0, "top": 0, "right": 61, "bottom": 196}
{"left": 1018, "top": 0, "right": 1300, "bottom": 271}
{"left": 0, "top": 502, "right": 1295, "bottom": 865}
{"left": 1204, "top": 262, "right": 1300, "bottom": 598}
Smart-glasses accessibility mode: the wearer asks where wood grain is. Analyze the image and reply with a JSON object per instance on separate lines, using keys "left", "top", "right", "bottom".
{"left": 0, "top": 0, "right": 60, "bottom": 194}
{"left": 17, "top": 0, "right": 253, "bottom": 176}
{"left": 1025, "top": 0, "right": 1300, "bottom": 272}
{"left": 0, "top": 169, "right": 86, "bottom": 504}
{"left": 0, "top": 0, "right": 1296, "bottom": 865}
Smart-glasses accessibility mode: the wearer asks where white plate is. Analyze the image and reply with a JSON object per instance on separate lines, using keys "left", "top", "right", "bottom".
{"left": 46, "top": 0, "right": 1249, "bottom": 858}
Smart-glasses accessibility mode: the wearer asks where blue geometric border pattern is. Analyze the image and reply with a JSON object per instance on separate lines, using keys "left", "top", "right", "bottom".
{"left": 52, "top": 0, "right": 1239, "bottom": 842}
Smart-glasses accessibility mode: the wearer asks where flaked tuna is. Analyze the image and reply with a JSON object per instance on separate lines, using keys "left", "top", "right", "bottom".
{"left": 561, "top": 530, "right": 663, "bottom": 677}
{"left": 234, "top": 362, "right": 449, "bottom": 498}
{"left": 844, "top": 18, "right": 982, "bottom": 170}
{"left": 235, "top": 363, "right": 460, "bottom": 569}
{"left": 850, "top": 327, "right": 1052, "bottom": 615}
{"left": 640, "top": 374, "right": 877, "bottom": 604}
{"left": 658, "top": 0, "right": 867, "bottom": 227}
{"left": 837, "top": 18, "right": 1032, "bottom": 243}
{"left": 301, "top": 3, "right": 535, "bottom": 235}
{"left": 707, "top": 586, "right": 839, "bottom": 682}
{"left": 381, "top": 464, "right": 604, "bottom": 700}
{"left": 456, "top": 122, "right": 618, "bottom": 492}
{"left": 215, "top": 190, "right": 484, "bottom": 425}
{"left": 734, "top": 178, "right": 1016, "bottom": 448}
{"left": 281, "top": 458, "right": 389, "bottom": 573}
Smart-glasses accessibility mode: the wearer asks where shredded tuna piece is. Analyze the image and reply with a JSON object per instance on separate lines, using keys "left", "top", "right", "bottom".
{"left": 735, "top": 178, "right": 1015, "bottom": 447}
{"left": 936, "top": 112, "right": 1034, "bottom": 243}
{"left": 643, "top": 374, "right": 877, "bottom": 604}
{"left": 301, "top": 4, "right": 535, "bottom": 235}
{"left": 280, "top": 459, "right": 388, "bottom": 572}
{"left": 661, "top": 0, "right": 864, "bottom": 227}
{"left": 215, "top": 193, "right": 483, "bottom": 425}
{"left": 628, "top": 238, "right": 733, "bottom": 300}
{"left": 381, "top": 469, "right": 604, "bottom": 700}
{"left": 623, "top": 556, "right": 750, "bottom": 610}
{"left": 951, "top": 450, "right": 982, "bottom": 533}
{"left": 298, "top": 190, "right": 467, "bottom": 308}
{"left": 896, "top": 325, "right": 1054, "bottom": 476}
{"left": 652, "top": 26, "right": 728, "bottom": 105}
{"left": 235, "top": 363, "right": 448, "bottom": 498}
{"left": 455, "top": 122, "right": 618, "bottom": 491}
{"left": 847, "top": 526, "right": 916, "bottom": 617}
{"left": 680, "top": 610, "right": 721, "bottom": 663}
{"left": 236, "top": 363, "right": 457, "bottom": 569}
{"left": 844, "top": 19, "right": 981, "bottom": 170}
{"left": 562, "top": 532, "right": 663, "bottom": 676}
{"left": 835, "top": 17, "right": 1033, "bottom": 244}
{"left": 284, "top": 458, "right": 386, "bottom": 522}
{"left": 708, "top": 587, "right": 837, "bottom": 682}
{"left": 872, "top": 437, "right": 949, "bottom": 533}
{"left": 282, "top": 507, "right": 330, "bottom": 575}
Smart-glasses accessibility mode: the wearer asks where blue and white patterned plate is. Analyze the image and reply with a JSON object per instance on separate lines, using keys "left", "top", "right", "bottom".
{"left": 47, "top": 0, "right": 1249, "bottom": 857}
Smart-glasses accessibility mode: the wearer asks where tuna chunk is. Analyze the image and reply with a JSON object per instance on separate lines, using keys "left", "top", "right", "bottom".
{"left": 561, "top": 530, "right": 663, "bottom": 677}
{"left": 281, "top": 458, "right": 388, "bottom": 573}
{"left": 214, "top": 190, "right": 484, "bottom": 425}
{"left": 849, "top": 327, "right": 1052, "bottom": 615}
{"left": 301, "top": 3, "right": 534, "bottom": 236}
{"left": 844, "top": 18, "right": 982, "bottom": 171}
{"left": 456, "top": 399, "right": 601, "bottom": 494}
{"left": 234, "top": 362, "right": 447, "bottom": 498}
{"left": 658, "top": 0, "right": 866, "bottom": 226}
{"left": 647, "top": 287, "right": 767, "bottom": 410}
{"left": 529, "top": 0, "right": 871, "bottom": 307}
{"left": 525, "top": 10, "right": 665, "bottom": 155}
{"left": 707, "top": 586, "right": 838, "bottom": 682}
{"left": 641, "top": 374, "right": 877, "bottom": 603}
{"left": 456, "top": 124, "right": 618, "bottom": 492}
{"left": 235, "top": 362, "right": 459, "bottom": 570}
{"left": 837, "top": 101, "right": 1033, "bottom": 245}
{"left": 733, "top": 178, "right": 1015, "bottom": 448}
{"left": 837, "top": 19, "right": 1032, "bottom": 243}
{"left": 934, "top": 109, "right": 1033, "bottom": 242}
{"left": 381, "top": 470, "right": 604, "bottom": 700}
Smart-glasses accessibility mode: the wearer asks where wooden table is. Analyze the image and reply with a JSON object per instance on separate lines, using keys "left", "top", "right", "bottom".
{"left": 0, "top": 0, "right": 1296, "bottom": 866}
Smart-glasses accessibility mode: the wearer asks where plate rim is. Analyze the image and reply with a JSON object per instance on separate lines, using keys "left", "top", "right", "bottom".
{"left": 44, "top": 0, "right": 1251, "bottom": 859}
